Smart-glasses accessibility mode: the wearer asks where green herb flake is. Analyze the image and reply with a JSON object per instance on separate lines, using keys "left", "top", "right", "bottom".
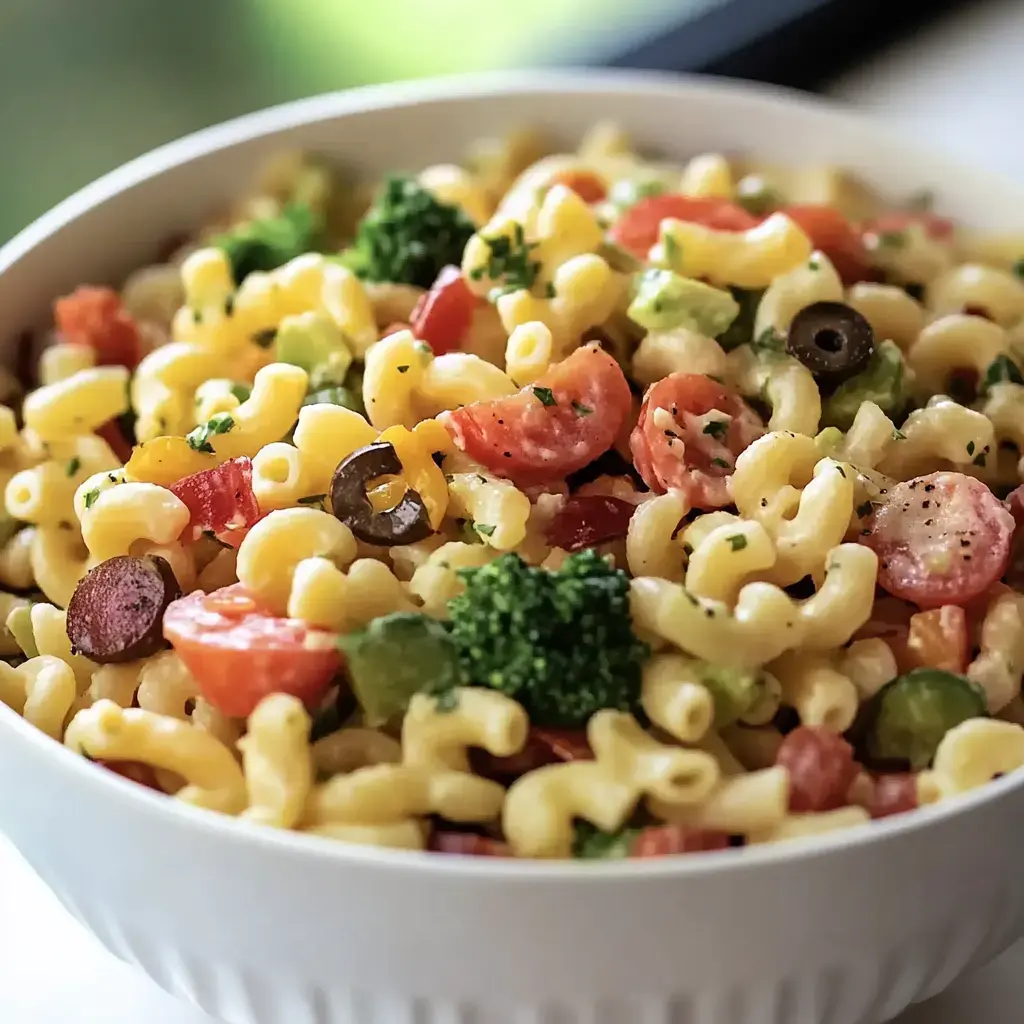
{"left": 476, "top": 222, "right": 541, "bottom": 293}
{"left": 1013, "top": 258, "right": 1024, "bottom": 280}
{"left": 532, "top": 386, "right": 557, "bottom": 407}
{"left": 751, "top": 326, "right": 786, "bottom": 354}
{"left": 544, "top": 281, "right": 557, "bottom": 299}
{"left": 396, "top": 365, "right": 410, "bottom": 374}
{"left": 980, "top": 353, "right": 1024, "bottom": 395}
{"left": 434, "top": 689, "right": 460, "bottom": 714}
{"left": 186, "top": 412, "right": 235, "bottom": 454}
{"left": 65, "top": 457, "right": 81, "bottom": 478}
{"left": 474, "top": 523, "right": 497, "bottom": 538}
{"left": 808, "top": 256, "right": 821, "bottom": 271}
{"left": 297, "top": 493, "right": 327, "bottom": 508}
{"left": 83, "top": 488, "right": 100, "bottom": 510}
{"left": 572, "top": 400, "right": 593, "bottom": 417}
{"left": 892, "top": 428, "right": 907, "bottom": 441}
{"left": 702, "top": 419, "right": 728, "bottom": 439}
{"left": 727, "top": 534, "right": 748, "bottom": 552}
{"left": 966, "top": 441, "right": 976, "bottom": 456}
{"left": 711, "top": 457, "right": 730, "bottom": 468}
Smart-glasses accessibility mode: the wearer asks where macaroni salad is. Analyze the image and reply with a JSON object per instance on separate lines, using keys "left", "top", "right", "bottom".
{"left": 4, "top": 128, "right": 1024, "bottom": 859}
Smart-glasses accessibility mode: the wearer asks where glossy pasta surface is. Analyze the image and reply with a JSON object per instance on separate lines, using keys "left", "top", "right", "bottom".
{"left": 4, "top": 128, "right": 1024, "bottom": 861}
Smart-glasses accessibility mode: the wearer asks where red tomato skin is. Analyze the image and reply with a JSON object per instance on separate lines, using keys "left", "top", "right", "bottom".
{"left": 410, "top": 266, "right": 476, "bottom": 356}
{"left": 862, "top": 472, "right": 1014, "bottom": 609}
{"left": 470, "top": 726, "right": 591, "bottom": 781}
{"left": 1003, "top": 485, "right": 1024, "bottom": 589}
{"left": 170, "top": 457, "right": 261, "bottom": 543}
{"left": 96, "top": 419, "right": 134, "bottom": 462}
{"left": 775, "top": 726, "right": 858, "bottom": 813}
{"left": 779, "top": 205, "right": 872, "bottom": 285}
{"left": 609, "top": 195, "right": 757, "bottom": 257}
{"left": 430, "top": 832, "right": 511, "bottom": 857}
{"left": 163, "top": 586, "right": 340, "bottom": 717}
{"left": 864, "top": 212, "right": 955, "bottom": 241}
{"left": 550, "top": 170, "right": 607, "bottom": 204}
{"left": 630, "top": 826, "right": 731, "bottom": 857}
{"left": 546, "top": 495, "right": 636, "bottom": 552}
{"left": 865, "top": 774, "right": 918, "bottom": 819}
{"left": 630, "top": 373, "right": 763, "bottom": 508}
{"left": 445, "top": 344, "right": 632, "bottom": 487}
{"left": 54, "top": 286, "right": 142, "bottom": 370}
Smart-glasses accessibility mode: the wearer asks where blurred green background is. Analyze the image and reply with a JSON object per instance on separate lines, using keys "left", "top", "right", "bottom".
{"left": 0, "top": 0, "right": 707, "bottom": 243}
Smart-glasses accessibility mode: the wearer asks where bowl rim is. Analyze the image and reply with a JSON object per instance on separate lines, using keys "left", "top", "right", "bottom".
{"left": 3, "top": 67, "right": 1023, "bottom": 879}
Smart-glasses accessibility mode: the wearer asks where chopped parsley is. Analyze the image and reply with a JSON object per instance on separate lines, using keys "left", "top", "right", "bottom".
{"left": 65, "top": 456, "right": 81, "bottom": 478}
{"left": 702, "top": 419, "right": 728, "bottom": 439}
{"left": 892, "top": 428, "right": 907, "bottom": 441}
{"left": 727, "top": 534, "right": 748, "bottom": 552}
{"left": 544, "top": 281, "right": 557, "bottom": 299}
{"left": 572, "top": 400, "right": 593, "bottom": 417}
{"left": 661, "top": 230, "right": 682, "bottom": 266}
{"left": 711, "top": 457, "right": 730, "bottom": 469}
{"left": 186, "top": 412, "right": 235, "bottom": 454}
{"left": 751, "top": 325, "right": 786, "bottom": 355}
{"left": 83, "top": 488, "right": 100, "bottom": 510}
{"left": 470, "top": 222, "right": 541, "bottom": 294}
{"left": 297, "top": 494, "right": 327, "bottom": 509}
{"left": 966, "top": 440, "right": 976, "bottom": 456}
{"left": 532, "top": 386, "right": 556, "bottom": 407}
{"left": 808, "top": 256, "right": 821, "bottom": 271}
{"left": 396, "top": 365, "right": 410, "bottom": 374}
{"left": 474, "top": 523, "right": 497, "bottom": 538}
{"left": 980, "top": 353, "right": 1024, "bottom": 395}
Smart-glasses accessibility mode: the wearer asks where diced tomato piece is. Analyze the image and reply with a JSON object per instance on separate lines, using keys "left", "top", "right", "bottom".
{"left": 775, "top": 726, "right": 858, "bottom": 813}
{"left": 163, "top": 584, "right": 340, "bottom": 717}
{"left": 863, "top": 211, "right": 955, "bottom": 242}
{"left": 861, "top": 472, "right": 1014, "bottom": 609}
{"left": 550, "top": 170, "right": 607, "bottom": 204}
{"left": 904, "top": 606, "right": 969, "bottom": 674}
{"left": 409, "top": 266, "right": 476, "bottom": 356}
{"left": 446, "top": 344, "right": 631, "bottom": 487}
{"left": 864, "top": 773, "right": 918, "bottom": 819}
{"left": 546, "top": 495, "right": 635, "bottom": 552}
{"left": 430, "top": 831, "right": 511, "bottom": 857}
{"left": 170, "top": 457, "right": 261, "bottom": 543}
{"left": 630, "top": 373, "right": 763, "bottom": 508}
{"left": 780, "top": 205, "right": 873, "bottom": 285}
{"left": 99, "top": 759, "right": 162, "bottom": 791}
{"left": 96, "top": 418, "right": 134, "bottom": 462}
{"left": 609, "top": 194, "right": 757, "bottom": 258}
{"left": 1003, "top": 485, "right": 1024, "bottom": 589}
{"left": 213, "top": 510, "right": 271, "bottom": 549}
{"left": 54, "top": 286, "right": 142, "bottom": 370}
{"left": 470, "top": 726, "right": 591, "bottom": 781}
{"left": 630, "top": 826, "right": 730, "bottom": 857}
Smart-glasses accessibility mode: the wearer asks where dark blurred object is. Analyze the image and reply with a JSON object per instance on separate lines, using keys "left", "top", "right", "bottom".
{"left": 603, "top": 0, "right": 975, "bottom": 91}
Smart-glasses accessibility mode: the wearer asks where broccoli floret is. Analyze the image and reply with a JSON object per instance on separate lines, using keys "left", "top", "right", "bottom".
{"left": 339, "top": 176, "right": 476, "bottom": 289}
{"left": 447, "top": 549, "right": 650, "bottom": 727}
{"left": 213, "top": 203, "right": 320, "bottom": 284}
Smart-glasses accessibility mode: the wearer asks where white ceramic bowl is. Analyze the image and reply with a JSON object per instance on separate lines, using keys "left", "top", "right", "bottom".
{"left": 2, "top": 70, "right": 1024, "bottom": 1024}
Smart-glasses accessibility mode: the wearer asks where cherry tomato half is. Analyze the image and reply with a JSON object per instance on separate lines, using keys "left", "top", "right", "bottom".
{"left": 445, "top": 344, "right": 632, "bottom": 487}
{"left": 630, "top": 373, "right": 763, "bottom": 508}
{"left": 163, "top": 584, "right": 340, "bottom": 717}
{"left": 630, "top": 826, "right": 730, "bottom": 857}
{"left": 861, "top": 472, "right": 1014, "bottom": 609}
{"left": 609, "top": 194, "right": 757, "bottom": 258}
{"left": 409, "top": 266, "right": 477, "bottom": 356}
{"left": 550, "top": 170, "right": 607, "bottom": 205}
{"left": 430, "top": 832, "right": 511, "bottom": 857}
{"left": 54, "top": 286, "right": 142, "bottom": 370}
{"left": 780, "top": 205, "right": 873, "bottom": 285}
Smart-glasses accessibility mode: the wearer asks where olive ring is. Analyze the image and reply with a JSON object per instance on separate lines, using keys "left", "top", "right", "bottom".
{"left": 330, "top": 441, "right": 433, "bottom": 546}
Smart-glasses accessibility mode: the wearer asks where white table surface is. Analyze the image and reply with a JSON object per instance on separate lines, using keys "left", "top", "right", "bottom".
{"left": 5, "top": 1, "right": 1024, "bottom": 1021}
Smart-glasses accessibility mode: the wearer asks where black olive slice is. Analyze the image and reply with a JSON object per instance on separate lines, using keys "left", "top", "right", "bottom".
{"left": 330, "top": 441, "right": 433, "bottom": 546}
{"left": 786, "top": 301, "right": 875, "bottom": 386}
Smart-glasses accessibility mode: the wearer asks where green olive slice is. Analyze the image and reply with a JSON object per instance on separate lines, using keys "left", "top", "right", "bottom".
{"left": 786, "top": 301, "right": 875, "bottom": 386}
{"left": 330, "top": 441, "right": 433, "bottom": 546}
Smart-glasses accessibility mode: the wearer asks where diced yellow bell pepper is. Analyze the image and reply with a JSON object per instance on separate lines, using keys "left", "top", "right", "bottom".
{"left": 124, "top": 436, "right": 217, "bottom": 487}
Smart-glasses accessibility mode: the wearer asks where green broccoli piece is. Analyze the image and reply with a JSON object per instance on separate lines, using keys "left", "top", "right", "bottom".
{"left": 338, "top": 176, "right": 476, "bottom": 289}
{"left": 213, "top": 203, "right": 320, "bottom": 285}
{"left": 572, "top": 820, "right": 641, "bottom": 859}
{"left": 447, "top": 549, "right": 650, "bottom": 728}
{"left": 822, "top": 339, "right": 907, "bottom": 430}
{"left": 337, "top": 612, "right": 464, "bottom": 726}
